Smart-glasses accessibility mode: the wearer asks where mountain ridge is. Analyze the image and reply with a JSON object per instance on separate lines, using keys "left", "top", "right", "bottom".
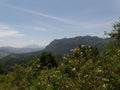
{"left": 0, "top": 44, "right": 44, "bottom": 59}
{"left": 44, "top": 36, "right": 108, "bottom": 55}
{"left": 0, "top": 36, "right": 109, "bottom": 70}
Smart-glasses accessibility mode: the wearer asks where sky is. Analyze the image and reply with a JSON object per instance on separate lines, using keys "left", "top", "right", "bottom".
{"left": 0, "top": 0, "right": 120, "bottom": 47}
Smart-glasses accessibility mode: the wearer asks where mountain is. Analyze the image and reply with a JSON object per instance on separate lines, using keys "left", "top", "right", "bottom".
{"left": 0, "top": 36, "right": 109, "bottom": 71}
{"left": 0, "top": 44, "right": 44, "bottom": 60}
{"left": 25, "top": 36, "right": 109, "bottom": 59}
{"left": 0, "top": 52, "right": 10, "bottom": 59}
{"left": 43, "top": 36, "right": 108, "bottom": 56}
{"left": 0, "top": 44, "right": 43, "bottom": 54}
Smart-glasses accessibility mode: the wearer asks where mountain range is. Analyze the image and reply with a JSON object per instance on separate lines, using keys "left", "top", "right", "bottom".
{"left": 0, "top": 36, "right": 109, "bottom": 70}
{"left": 0, "top": 44, "right": 44, "bottom": 59}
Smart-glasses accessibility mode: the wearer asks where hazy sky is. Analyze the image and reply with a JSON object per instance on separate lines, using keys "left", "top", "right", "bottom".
{"left": 0, "top": 0, "right": 120, "bottom": 47}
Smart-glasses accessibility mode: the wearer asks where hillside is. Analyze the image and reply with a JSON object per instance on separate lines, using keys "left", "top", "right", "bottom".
{"left": 0, "top": 45, "right": 43, "bottom": 59}
{"left": 0, "top": 52, "right": 10, "bottom": 59}
{"left": 0, "top": 36, "right": 109, "bottom": 70}
{"left": 0, "top": 45, "right": 120, "bottom": 90}
{"left": 0, "top": 44, "right": 43, "bottom": 54}
{"left": 44, "top": 36, "right": 108, "bottom": 55}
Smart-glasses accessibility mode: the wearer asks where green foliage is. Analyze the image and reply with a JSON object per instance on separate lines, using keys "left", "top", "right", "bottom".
{"left": 71, "top": 45, "right": 99, "bottom": 62}
{"left": 1, "top": 18, "right": 120, "bottom": 89}
{"left": 0, "top": 36, "right": 108, "bottom": 71}
{"left": 45, "top": 36, "right": 108, "bottom": 56}
{"left": 0, "top": 45, "right": 120, "bottom": 90}
{"left": 31, "top": 52, "right": 58, "bottom": 73}
{"left": 109, "top": 18, "right": 120, "bottom": 47}
{"left": 39, "top": 52, "right": 58, "bottom": 69}
{"left": 0, "top": 63, "right": 3, "bottom": 74}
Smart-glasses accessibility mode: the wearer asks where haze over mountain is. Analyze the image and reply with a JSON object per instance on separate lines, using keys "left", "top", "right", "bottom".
{"left": 23, "top": 44, "right": 43, "bottom": 48}
{"left": 0, "top": 44, "right": 44, "bottom": 59}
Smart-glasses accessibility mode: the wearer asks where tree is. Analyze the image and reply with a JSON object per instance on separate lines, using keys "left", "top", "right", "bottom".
{"left": 12, "top": 64, "right": 27, "bottom": 90}
{"left": 0, "top": 63, "right": 4, "bottom": 74}
{"left": 39, "top": 52, "right": 58, "bottom": 69}
{"left": 109, "top": 18, "right": 120, "bottom": 47}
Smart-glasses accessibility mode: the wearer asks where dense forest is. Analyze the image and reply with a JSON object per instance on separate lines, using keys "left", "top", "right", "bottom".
{"left": 0, "top": 19, "right": 120, "bottom": 90}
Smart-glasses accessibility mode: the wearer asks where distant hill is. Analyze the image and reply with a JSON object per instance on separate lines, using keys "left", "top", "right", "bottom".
{"left": 0, "top": 44, "right": 43, "bottom": 60}
{"left": 0, "top": 36, "right": 109, "bottom": 71}
{"left": 0, "top": 44, "right": 43, "bottom": 54}
{"left": 0, "top": 51, "right": 10, "bottom": 59}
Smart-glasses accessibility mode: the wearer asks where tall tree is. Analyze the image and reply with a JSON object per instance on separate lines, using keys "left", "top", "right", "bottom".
{"left": 39, "top": 52, "right": 58, "bottom": 69}
{"left": 109, "top": 18, "right": 120, "bottom": 47}
{"left": 0, "top": 63, "right": 3, "bottom": 74}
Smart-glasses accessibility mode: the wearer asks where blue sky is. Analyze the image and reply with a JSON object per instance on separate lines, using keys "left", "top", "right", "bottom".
{"left": 0, "top": 0, "right": 120, "bottom": 47}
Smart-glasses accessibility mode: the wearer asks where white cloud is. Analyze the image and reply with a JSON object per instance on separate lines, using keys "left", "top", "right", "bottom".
{"left": 0, "top": 40, "right": 50, "bottom": 48}
{"left": 0, "top": 23, "right": 24, "bottom": 38}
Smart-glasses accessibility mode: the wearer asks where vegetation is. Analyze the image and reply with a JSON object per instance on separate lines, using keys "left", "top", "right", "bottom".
{"left": 108, "top": 18, "right": 120, "bottom": 47}
{"left": 0, "top": 36, "right": 108, "bottom": 71}
{"left": 0, "top": 19, "right": 120, "bottom": 90}
{"left": 0, "top": 44, "right": 120, "bottom": 90}
{"left": 45, "top": 36, "right": 108, "bottom": 56}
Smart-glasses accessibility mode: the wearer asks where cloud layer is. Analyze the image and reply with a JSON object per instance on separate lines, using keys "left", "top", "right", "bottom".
{"left": 0, "top": 23, "right": 23, "bottom": 38}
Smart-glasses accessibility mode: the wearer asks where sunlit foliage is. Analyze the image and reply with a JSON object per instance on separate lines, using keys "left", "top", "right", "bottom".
{"left": 0, "top": 44, "right": 120, "bottom": 90}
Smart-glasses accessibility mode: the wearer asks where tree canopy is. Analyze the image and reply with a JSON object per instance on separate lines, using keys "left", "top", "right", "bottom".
{"left": 39, "top": 52, "right": 58, "bottom": 69}
{"left": 109, "top": 18, "right": 120, "bottom": 47}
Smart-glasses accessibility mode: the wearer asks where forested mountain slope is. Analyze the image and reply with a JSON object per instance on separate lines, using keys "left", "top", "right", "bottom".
{"left": 0, "top": 36, "right": 109, "bottom": 70}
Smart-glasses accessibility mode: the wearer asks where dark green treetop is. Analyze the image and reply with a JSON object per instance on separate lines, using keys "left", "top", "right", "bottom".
{"left": 109, "top": 18, "right": 120, "bottom": 47}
